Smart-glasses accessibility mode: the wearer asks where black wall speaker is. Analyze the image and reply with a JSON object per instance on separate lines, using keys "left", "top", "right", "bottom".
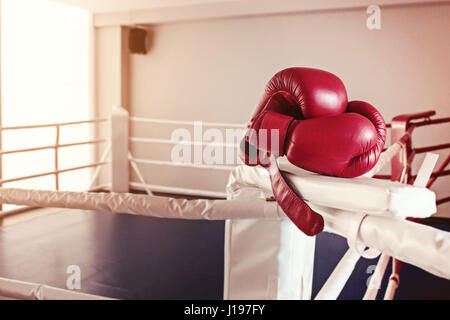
{"left": 129, "top": 28, "right": 148, "bottom": 54}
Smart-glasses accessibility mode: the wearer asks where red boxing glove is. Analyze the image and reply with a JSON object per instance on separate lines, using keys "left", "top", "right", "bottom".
{"left": 241, "top": 68, "right": 386, "bottom": 236}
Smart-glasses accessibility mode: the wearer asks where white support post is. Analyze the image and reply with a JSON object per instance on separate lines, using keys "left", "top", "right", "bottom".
{"left": 111, "top": 105, "right": 129, "bottom": 193}
{"left": 54, "top": 125, "right": 60, "bottom": 191}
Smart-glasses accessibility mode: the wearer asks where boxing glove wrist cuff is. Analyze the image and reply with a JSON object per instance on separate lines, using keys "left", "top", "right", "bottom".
{"left": 258, "top": 111, "right": 296, "bottom": 157}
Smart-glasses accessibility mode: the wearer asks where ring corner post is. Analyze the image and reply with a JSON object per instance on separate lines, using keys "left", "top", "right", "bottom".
{"left": 111, "top": 105, "right": 129, "bottom": 193}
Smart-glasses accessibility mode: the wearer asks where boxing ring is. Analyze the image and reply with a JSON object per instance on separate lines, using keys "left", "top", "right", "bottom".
{"left": 0, "top": 106, "right": 448, "bottom": 300}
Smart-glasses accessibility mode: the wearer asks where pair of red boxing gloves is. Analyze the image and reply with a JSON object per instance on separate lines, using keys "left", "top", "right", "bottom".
{"left": 241, "top": 68, "right": 386, "bottom": 236}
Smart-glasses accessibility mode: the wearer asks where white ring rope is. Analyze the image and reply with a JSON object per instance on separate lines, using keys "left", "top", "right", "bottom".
{"left": 0, "top": 187, "right": 284, "bottom": 220}
{"left": 130, "top": 116, "right": 247, "bottom": 128}
{"left": 0, "top": 277, "right": 113, "bottom": 300}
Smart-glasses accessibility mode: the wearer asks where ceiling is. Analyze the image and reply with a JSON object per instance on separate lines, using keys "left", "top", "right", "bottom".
{"left": 52, "top": 0, "right": 235, "bottom": 13}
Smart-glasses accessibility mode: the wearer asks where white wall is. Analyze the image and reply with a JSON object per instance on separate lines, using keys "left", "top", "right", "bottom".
{"left": 97, "top": 2, "right": 450, "bottom": 214}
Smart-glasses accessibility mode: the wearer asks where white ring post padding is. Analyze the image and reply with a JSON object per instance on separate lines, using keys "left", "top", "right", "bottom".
{"left": 0, "top": 188, "right": 284, "bottom": 220}
{"left": 0, "top": 277, "right": 114, "bottom": 300}
{"left": 228, "top": 161, "right": 437, "bottom": 219}
{"left": 224, "top": 167, "right": 314, "bottom": 301}
{"left": 280, "top": 162, "right": 436, "bottom": 219}
{"left": 277, "top": 219, "right": 316, "bottom": 300}
{"left": 313, "top": 203, "right": 450, "bottom": 280}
